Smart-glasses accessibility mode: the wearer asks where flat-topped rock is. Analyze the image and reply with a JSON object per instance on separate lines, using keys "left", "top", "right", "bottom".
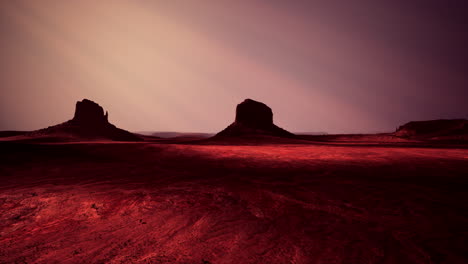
{"left": 235, "top": 99, "right": 273, "bottom": 129}
{"left": 33, "top": 99, "right": 141, "bottom": 141}
{"left": 216, "top": 99, "right": 294, "bottom": 138}
{"left": 73, "top": 99, "right": 108, "bottom": 125}
{"left": 395, "top": 119, "right": 468, "bottom": 138}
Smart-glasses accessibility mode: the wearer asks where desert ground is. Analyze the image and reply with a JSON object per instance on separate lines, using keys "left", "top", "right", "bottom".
{"left": 0, "top": 139, "right": 467, "bottom": 264}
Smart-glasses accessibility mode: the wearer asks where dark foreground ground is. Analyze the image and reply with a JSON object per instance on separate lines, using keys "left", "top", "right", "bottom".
{"left": 0, "top": 141, "right": 467, "bottom": 263}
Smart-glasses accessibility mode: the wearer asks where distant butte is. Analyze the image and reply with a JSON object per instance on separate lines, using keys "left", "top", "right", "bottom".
{"left": 216, "top": 99, "right": 294, "bottom": 138}
{"left": 34, "top": 99, "right": 141, "bottom": 141}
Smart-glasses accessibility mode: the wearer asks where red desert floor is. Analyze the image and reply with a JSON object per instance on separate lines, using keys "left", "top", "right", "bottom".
{"left": 1, "top": 142, "right": 467, "bottom": 263}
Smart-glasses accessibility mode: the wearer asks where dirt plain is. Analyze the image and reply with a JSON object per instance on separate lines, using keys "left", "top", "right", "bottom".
{"left": 0, "top": 139, "right": 467, "bottom": 263}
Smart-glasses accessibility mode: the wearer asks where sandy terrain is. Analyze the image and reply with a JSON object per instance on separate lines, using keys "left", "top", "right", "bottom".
{"left": 0, "top": 141, "right": 467, "bottom": 263}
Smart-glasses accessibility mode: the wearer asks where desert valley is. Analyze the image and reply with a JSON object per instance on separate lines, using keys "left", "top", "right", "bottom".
{"left": 2, "top": 1, "right": 468, "bottom": 263}
{"left": 0, "top": 99, "right": 467, "bottom": 263}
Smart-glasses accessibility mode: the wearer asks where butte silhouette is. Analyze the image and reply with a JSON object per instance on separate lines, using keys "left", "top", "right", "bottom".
{"left": 34, "top": 99, "right": 141, "bottom": 141}
{"left": 216, "top": 99, "right": 294, "bottom": 138}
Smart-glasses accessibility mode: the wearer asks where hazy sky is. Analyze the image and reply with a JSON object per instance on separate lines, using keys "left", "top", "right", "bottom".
{"left": 1, "top": 1, "right": 467, "bottom": 133}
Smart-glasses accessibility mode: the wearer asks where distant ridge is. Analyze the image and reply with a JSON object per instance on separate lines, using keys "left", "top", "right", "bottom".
{"left": 147, "top": 132, "right": 214, "bottom": 138}
{"left": 394, "top": 119, "right": 468, "bottom": 140}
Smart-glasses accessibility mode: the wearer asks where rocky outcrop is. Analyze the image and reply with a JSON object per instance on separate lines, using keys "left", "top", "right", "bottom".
{"left": 394, "top": 119, "right": 468, "bottom": 139}
{"left": 34, "top": 99, "right": 141, "bottom": 141}
{"left": 216, "top": 99, "right": 294, "bottom": 138}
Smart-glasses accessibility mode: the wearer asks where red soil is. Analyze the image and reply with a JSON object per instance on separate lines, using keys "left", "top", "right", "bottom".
{"left": 0, "top": 142, "right": 467, "bottom": 263}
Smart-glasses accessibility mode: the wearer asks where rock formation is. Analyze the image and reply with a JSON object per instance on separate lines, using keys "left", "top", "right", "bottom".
{"left": 72, "top": 99, "right": 108, "bottom": 125}
{"left": 216, "top": 99, "right": 294, "bottom": 137}
{"left": 35, "top": 99, "right": 141, "bottom": 141}
{"left": 394, "top": 119, "right": 468, "bottom": 139}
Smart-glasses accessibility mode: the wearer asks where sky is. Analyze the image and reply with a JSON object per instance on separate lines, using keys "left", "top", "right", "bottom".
{"left": 1, "top": 0, "right": 467, "bottom": 133}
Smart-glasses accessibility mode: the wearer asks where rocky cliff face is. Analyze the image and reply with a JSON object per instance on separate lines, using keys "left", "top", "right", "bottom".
{"left": 216, "top": 99, "right": 294, "bottom": 138}
{"left": 235, "top": 99, "right": 273, "bottom": 129}
{"left": 35, "top": 99, "right": 141, "bottom": 141}
{"left": 72, "top": 99, "right": 108, "bottom": 126}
